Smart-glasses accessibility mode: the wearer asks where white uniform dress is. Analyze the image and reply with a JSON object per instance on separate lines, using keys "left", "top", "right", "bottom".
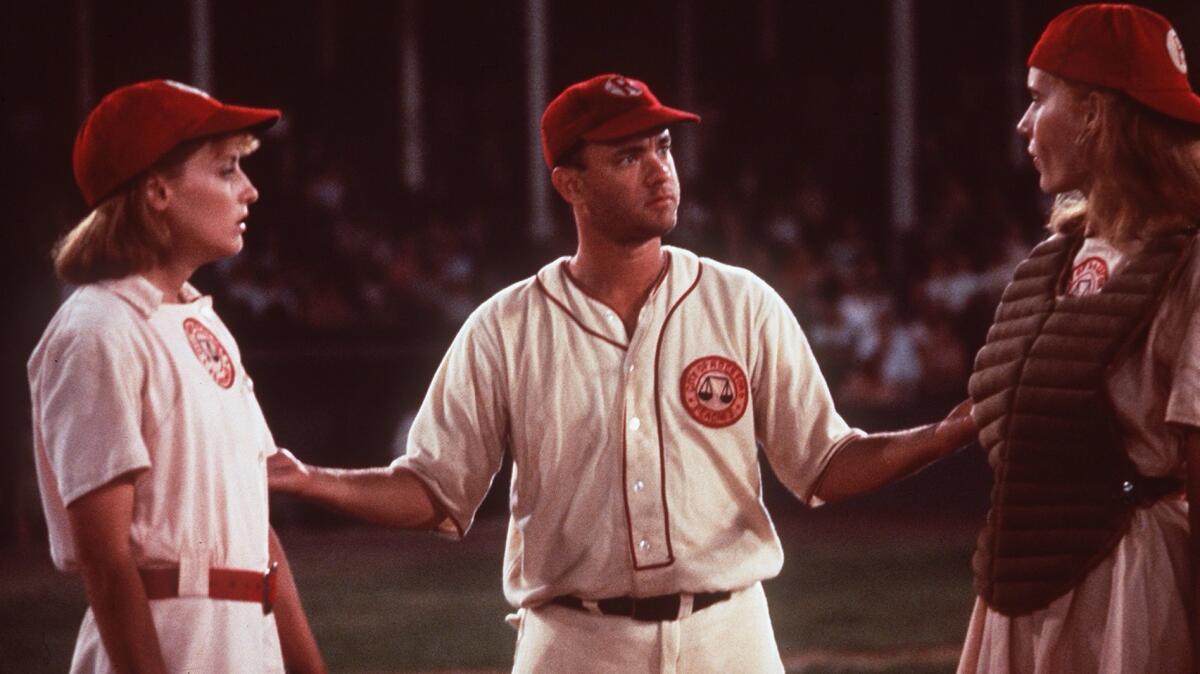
{"left": 28, "top": 275, "right": 284, "bottom": 673}
{"left": 395, "top": 246, "right": 862, "bottom": 673}
{"left": 958, "top": 236, "right": 1200, "bottom": 673}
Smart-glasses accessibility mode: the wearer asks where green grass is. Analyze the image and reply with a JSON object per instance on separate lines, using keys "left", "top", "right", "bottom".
{"left": 0, "top": 507, "right": 977, "bottom": 673}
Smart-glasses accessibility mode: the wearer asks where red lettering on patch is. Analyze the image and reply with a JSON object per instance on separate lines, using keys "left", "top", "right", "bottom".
{"left": 1068, "top": 256, "right": 1109, "bottom": 297}
{"left": 183, "top": 317, "right": 235, "bottom": 389}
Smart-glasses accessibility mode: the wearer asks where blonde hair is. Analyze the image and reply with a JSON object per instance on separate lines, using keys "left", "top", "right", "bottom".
{"left": 53, "top": 132, "right": 261, "bottom": 284}
{"left": 1047, "top": 80, "right": 1200, "bottom": 244}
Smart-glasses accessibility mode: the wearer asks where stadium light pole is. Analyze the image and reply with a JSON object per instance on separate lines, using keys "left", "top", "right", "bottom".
{"left": 675, "top": 0, "right": 699, "bottom": 184}
{"left": 1006, "top": 0, "right": 1026, "bottom": 170}
{"left": 526, "top": 0, "right": 552, "bottom": 242}
{"left": 188, "top": 0, "right": 213, "bottom": 92}
{"left": 75, "top": 0, "right": 94, "bottom": 122}
{"left": 889, "top": 0, "right": 917, "bottom": 237}
{"left": 398, "top": 0, "right": 427, "bottom": 193}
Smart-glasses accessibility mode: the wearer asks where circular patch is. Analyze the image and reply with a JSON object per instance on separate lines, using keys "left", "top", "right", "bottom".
{"left": 1167, "top": 29, "right": 1188, "bottom": 75}
{"left": 604, "top": 75, "right": 643, "bottom": 98}
{"left": 1067, "top": 256, "right": 1109, "bottom": 297}
{"left": 183, "top": 317, "right": 235, "bottom": 389}
{"left": 680, "top": 356, "right": 748, "bottom": 428}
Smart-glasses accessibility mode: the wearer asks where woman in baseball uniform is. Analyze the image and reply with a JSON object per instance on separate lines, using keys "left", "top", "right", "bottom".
{"left": 28, "top": 80, "right": 324, "bottom": 672}
{"left": 960, "top": 5, "right": 1200, "bottom": 672}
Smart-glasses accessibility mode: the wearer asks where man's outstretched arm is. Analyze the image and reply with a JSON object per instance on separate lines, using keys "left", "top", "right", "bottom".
{"left": 269, "top": 449, "right": 448, "bottom": 530}
{"left": 812, "top": 399, "right": 977, "bottom": 504}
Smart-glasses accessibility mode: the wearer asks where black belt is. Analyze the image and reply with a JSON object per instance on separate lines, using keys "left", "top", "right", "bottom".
{"left": 551, "top": 590, "right": 732, "bottom": 622}
{"left": 1119, "top": 475, "right": 1183, "bottom": 507}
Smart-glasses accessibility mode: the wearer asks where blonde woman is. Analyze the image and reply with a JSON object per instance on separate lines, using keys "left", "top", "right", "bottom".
{"left": 961, "top": 5, "right": 1200, "bottom": 672}
{"left": 29, "top": 80, "right": 324, "bottom": 673}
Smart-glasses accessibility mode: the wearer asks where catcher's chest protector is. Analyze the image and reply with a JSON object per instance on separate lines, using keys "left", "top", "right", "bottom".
{"left": 968, "top": 230, "right": 1192, "bottom": 616}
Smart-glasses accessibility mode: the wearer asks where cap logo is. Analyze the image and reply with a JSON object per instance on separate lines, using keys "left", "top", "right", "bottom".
{"left": 1167, "top": 29, "right": 1188, "bottom": 75}
{"left": 164, "top": 80, "right": 213, "bottom": 99}
{"left": 604, "top": 76, "right": 643, "bottom": 98}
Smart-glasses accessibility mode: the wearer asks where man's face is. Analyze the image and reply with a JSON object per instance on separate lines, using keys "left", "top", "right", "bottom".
{"left": 573, "top": 128, "right": 681, "bottom": 244}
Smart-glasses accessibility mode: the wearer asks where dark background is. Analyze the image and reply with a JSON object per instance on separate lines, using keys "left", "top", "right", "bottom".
{"left": 4, "top": 0, "right": 1200, "bottom": 544}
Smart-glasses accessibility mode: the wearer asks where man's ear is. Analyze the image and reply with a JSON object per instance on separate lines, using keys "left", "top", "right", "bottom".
{"left": 550, "top": 166, "right": 582, "bottom": 205}
{"left": 142, "top": 173, "right": 172, "bottom": 213}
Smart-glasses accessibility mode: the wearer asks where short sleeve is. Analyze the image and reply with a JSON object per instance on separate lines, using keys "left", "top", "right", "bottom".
{"left": 33, "top": 323, "right": 152, "bottom": 506}
{"left": 750, "top": 283, "right": 863, "bottom": 504}
{"left": 391, "top": 307, "right": 508, "bottom": 538}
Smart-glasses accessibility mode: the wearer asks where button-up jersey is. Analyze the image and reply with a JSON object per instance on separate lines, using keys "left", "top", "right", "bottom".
{"left": 395, "top": 246, "right": 861, "bottom": 608}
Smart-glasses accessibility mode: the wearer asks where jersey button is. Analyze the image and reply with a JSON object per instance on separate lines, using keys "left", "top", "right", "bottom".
{"left": 633, "top": 480, "right": 644, "bottom": 492}
{"left": 628, "top": 417, "right": 641, "bottom": 431}
{"left": 638, "top": 539, "right": 651, "bottom": 552}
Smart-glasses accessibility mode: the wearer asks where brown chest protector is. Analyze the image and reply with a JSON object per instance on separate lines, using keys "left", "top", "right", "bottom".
{"left": 968, "top": 230, "right": 1192, "bottom": 616}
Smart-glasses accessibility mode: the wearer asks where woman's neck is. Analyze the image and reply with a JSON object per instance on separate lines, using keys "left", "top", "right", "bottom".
{"left": 141, "top": 262, "right": 195, "bottom": 304}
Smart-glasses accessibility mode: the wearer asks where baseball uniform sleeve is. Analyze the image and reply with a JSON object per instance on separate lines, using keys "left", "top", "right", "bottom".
{"left": 392, "top": 305, "right": 509, "bottom": 538}
{"left": 35, "top": 321, "right": 152, "bottom": 506}
{"left": 750, "top": 283, "right": 863, "bottom": 504}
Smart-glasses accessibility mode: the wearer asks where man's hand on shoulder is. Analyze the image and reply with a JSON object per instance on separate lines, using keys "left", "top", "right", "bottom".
{"left": 268, "top": 448, "right": 312, "bottom": 495}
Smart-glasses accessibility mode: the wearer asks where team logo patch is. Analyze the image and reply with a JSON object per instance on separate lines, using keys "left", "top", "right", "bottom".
{"left": 1067, "top": 256, "right": 1109, "bottom": 297}
{"left": 183, "top": 318, "right": 235, "bottom": 388}
{"left": 604, "top": 75, "right": 642, "bottom": 98}
{"left": 1167, "top": 29, "right": 1188, "bottom": 75}
{"left": 680, "top": 356, "right": 748, "bottom": 428}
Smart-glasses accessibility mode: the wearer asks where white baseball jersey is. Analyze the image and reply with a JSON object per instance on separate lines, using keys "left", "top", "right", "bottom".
{"left": 28, "top": 275, "right": 284, "bottom": 673}
{"left": 395, "top": 245, "right": 862, "bottom": 608}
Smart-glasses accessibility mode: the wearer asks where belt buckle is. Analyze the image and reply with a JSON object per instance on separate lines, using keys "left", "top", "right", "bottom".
{"left": 262, "top": 562, "right": 278, "bottom": 615}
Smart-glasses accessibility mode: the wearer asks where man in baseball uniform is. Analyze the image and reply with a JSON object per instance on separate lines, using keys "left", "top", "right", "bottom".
{"left": 270, "top": 73, "right": 975, "bottom": 672}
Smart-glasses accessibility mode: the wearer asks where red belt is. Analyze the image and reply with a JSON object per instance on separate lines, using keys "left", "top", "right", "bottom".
{"left": 140, "top": 563, "right": 278, "bottom": 614}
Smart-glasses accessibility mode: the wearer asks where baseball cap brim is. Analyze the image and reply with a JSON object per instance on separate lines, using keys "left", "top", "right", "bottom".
{"left": 189, "top": 103, "right": 281, "bottom": 138}
{"left": 1125, "top": 88, "right": 1200, "bottom": 124}
{"left": 580, "top": 105, "right": 700, "bottom": 143}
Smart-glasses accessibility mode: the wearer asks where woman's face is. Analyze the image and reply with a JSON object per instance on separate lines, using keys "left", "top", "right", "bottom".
{"left": 1016, "top": 67, "right": 1093, "bottom": 195}
{"left": 156, "top": 137, "right": 259, "bottom": 269}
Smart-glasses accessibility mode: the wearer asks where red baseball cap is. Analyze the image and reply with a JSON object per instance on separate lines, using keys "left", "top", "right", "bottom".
{"left": 73, "top": 79, "right": 281, "bottom": 207}
{"left": 1029, "top": 3, "right": 1200, "bottom": 124}
{"left": 540, "top": 73, "right": 700, "bottom": 169}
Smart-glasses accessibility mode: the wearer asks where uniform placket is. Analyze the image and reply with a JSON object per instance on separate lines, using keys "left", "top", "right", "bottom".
{"left": 623, "top": 308, "right": 671, "bottom": 570}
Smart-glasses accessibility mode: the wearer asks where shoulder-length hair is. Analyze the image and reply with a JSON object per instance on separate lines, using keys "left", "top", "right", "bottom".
{"left": 53, "top": 132, "right": 260, "bottom": 285}
{"left": 1048, "top": 81, "right": 1200, "bottom": 244}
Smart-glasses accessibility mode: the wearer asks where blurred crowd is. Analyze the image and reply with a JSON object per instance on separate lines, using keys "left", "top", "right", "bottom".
{"left": 196, "top": 111, "right": 1046, "bottom": 413}
{"left": 5, "top": 1, "right": 1070, "bottom": 548}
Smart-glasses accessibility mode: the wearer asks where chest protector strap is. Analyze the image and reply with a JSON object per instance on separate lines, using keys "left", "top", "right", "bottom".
{"left": 968, "top": 231, "right": 1191, "bottom": 616}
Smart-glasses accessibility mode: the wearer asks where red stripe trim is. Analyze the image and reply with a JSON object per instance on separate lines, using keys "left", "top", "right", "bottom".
{"left": 535, "top": 277, "right": 627, "bottom": 351}
{"left": 630, "top": 259, "right": 703, "bottom": 571}
{"left": 561, "top": 254, "right": 673, "bottom": 317}
{"left": 621, "top": 406, "right": 638, "bottom": 568}
{"left": 396, "top": 466, "right": 467, "bottom": 537}
{"left": 563, "top": 260, "right": 625, "bottom": 319}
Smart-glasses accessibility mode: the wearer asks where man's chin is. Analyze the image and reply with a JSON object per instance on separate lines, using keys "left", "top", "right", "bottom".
{"left": 623, "top": 221, "right": 676, "bottom": 245}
